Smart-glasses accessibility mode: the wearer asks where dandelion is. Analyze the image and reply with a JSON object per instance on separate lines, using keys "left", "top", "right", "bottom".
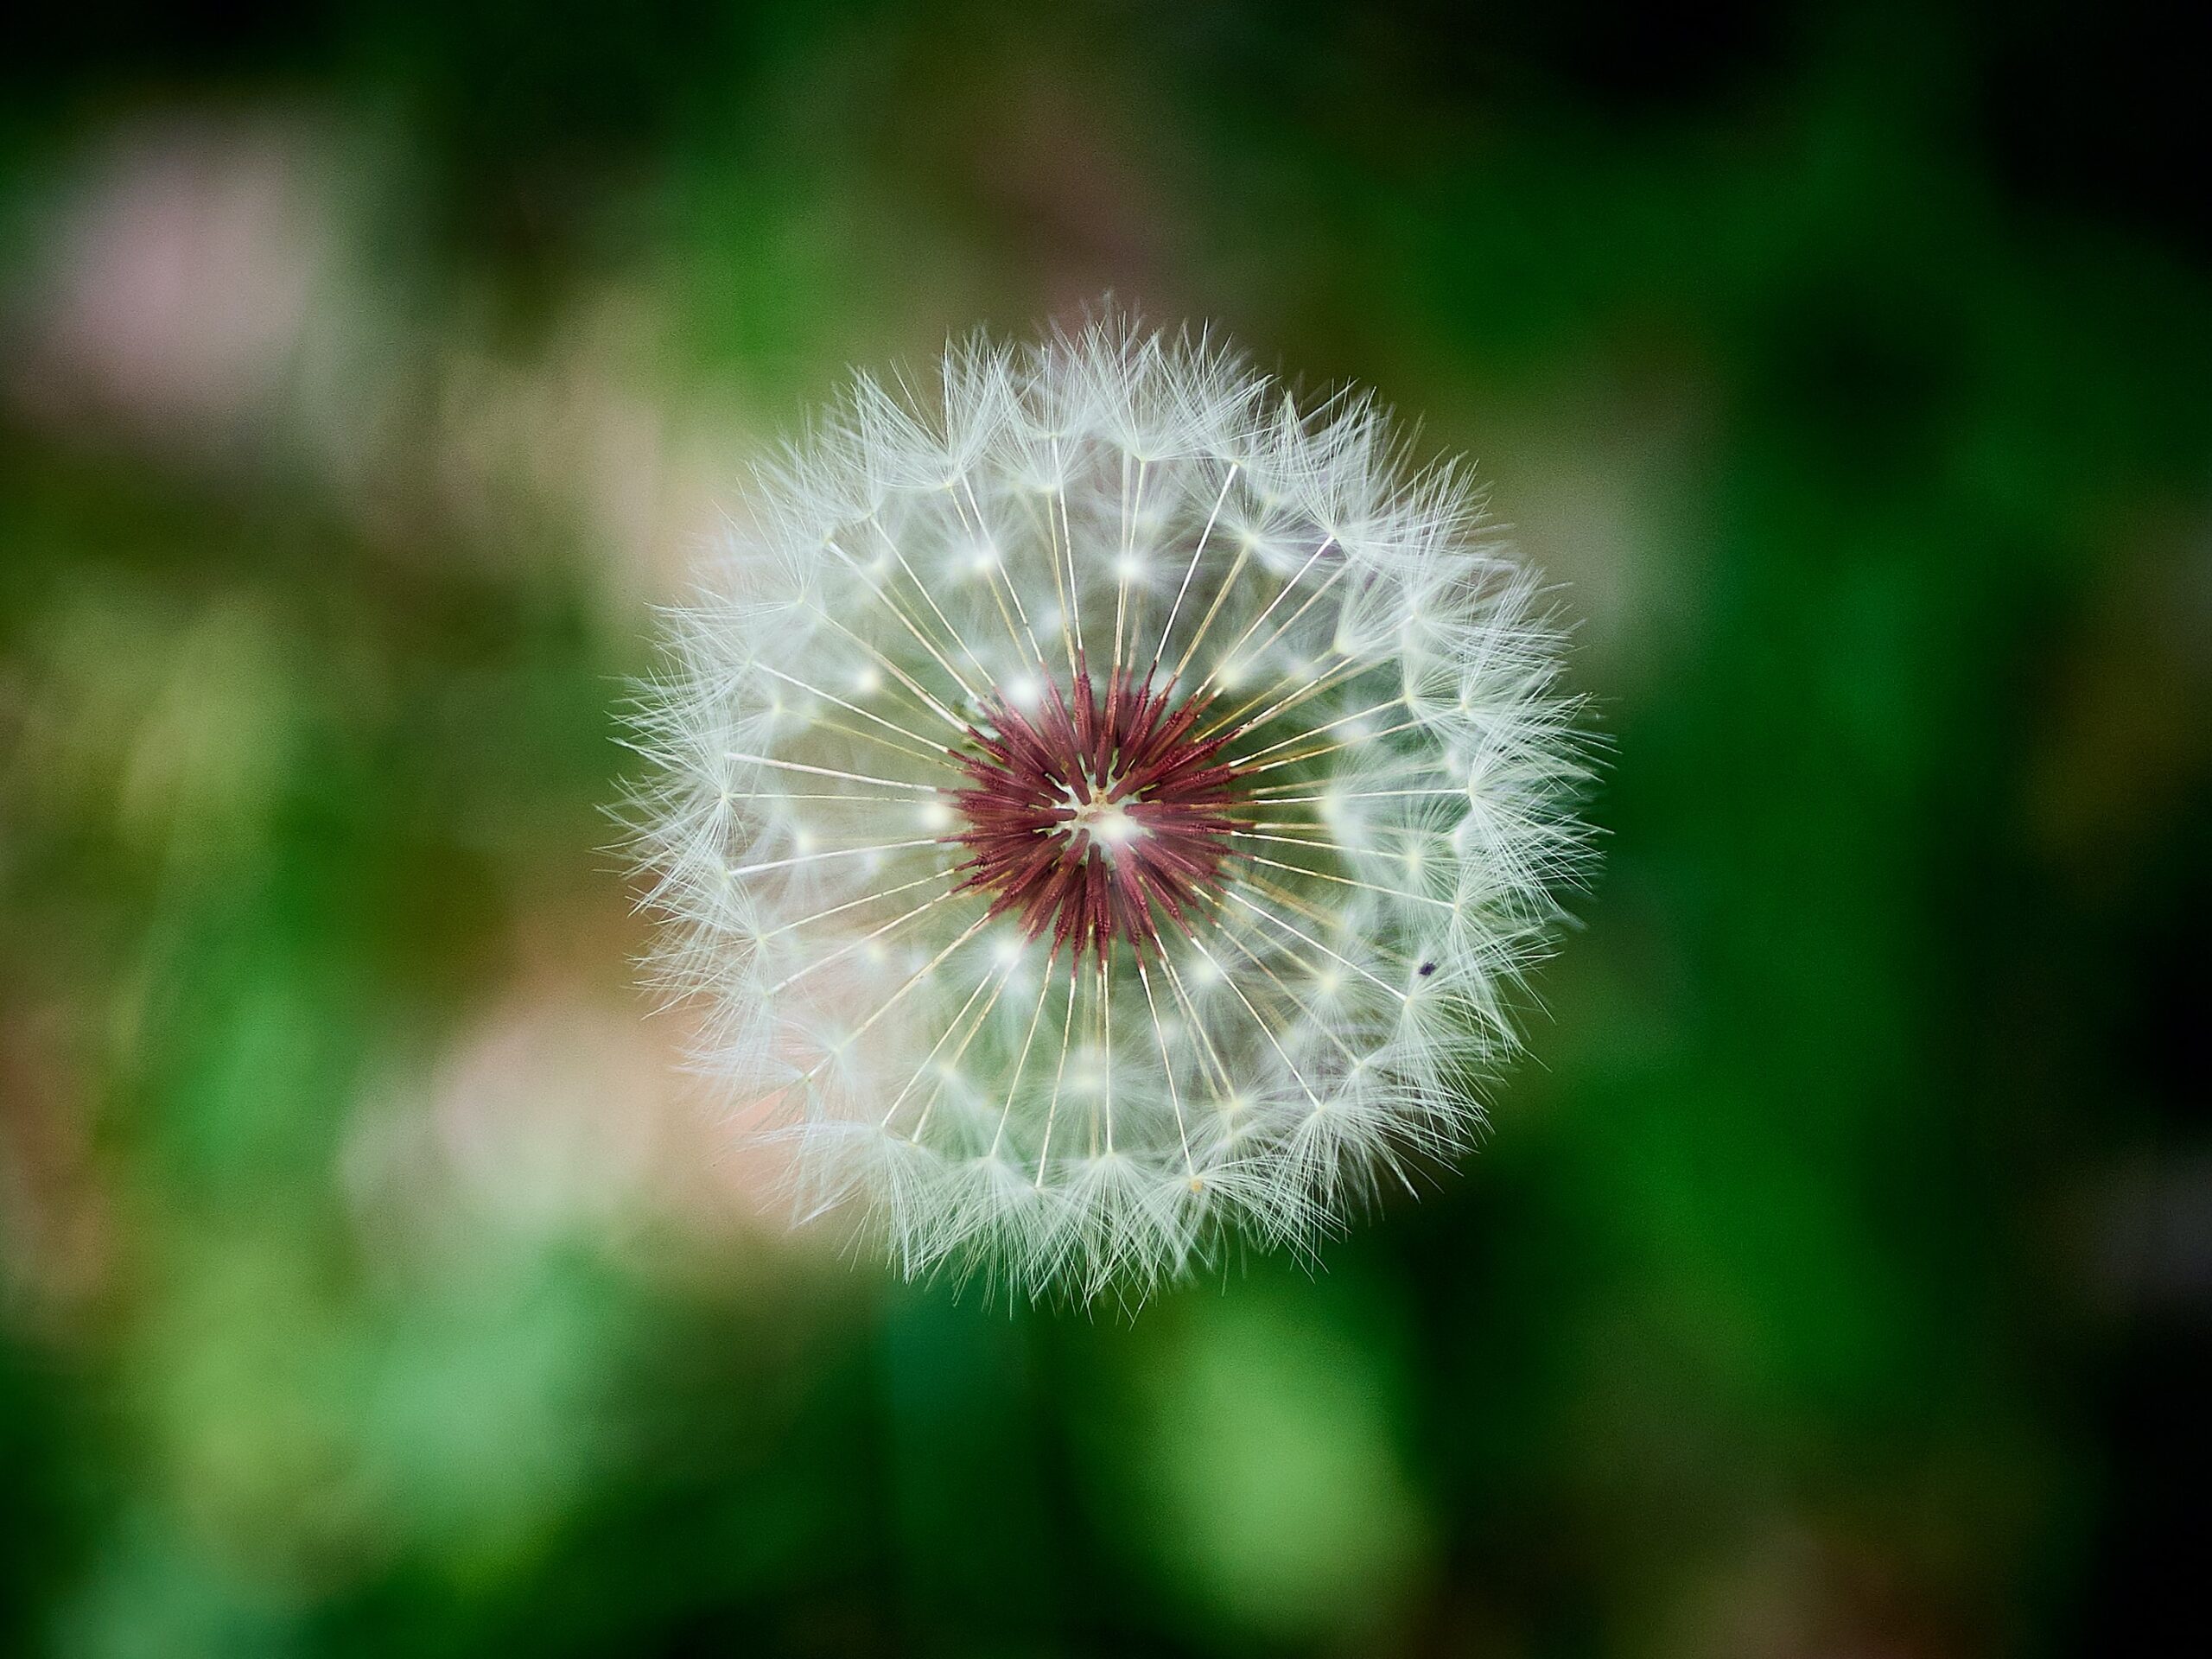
{"left": 627, "top": 319, "right": 1589, "bottom": 1301}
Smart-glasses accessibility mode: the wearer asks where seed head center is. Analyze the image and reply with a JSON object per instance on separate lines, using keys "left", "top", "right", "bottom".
{"left": 946, "top": 661, "right": 1244, "bottom": 963}
{"left": 1069, "top": 782, "right": 1143, "bottom": 849}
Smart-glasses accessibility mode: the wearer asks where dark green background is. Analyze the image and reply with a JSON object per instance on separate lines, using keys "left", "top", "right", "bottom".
{"left": 3, "top": 4, "right": 2205, "bottom": 1654}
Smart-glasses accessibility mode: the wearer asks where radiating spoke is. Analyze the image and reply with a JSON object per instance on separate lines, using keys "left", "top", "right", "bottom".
{"left": 816, "top": 531, "right": 978, "bottom": 688}
{"left": 1167, "top": 543, "right": 1250, "bottom": 683}
{"left": 988, "top": 964, "right": 1060, "bottom": 1159}
{"left": 1230, "top": 695, "right": 1408, "bottom": 767}
{"left": 799, "top": 911, "right": 994, "bottom": 1080}
{"left": 1217, "top": 887, "right": 1407, "bottom": 1001}
{"left": 811, "top": 716, "right": 952, "bottom": 769}
{"left": 1209, "top": 910, "right": 1370, "bottom": 1064}
{"left": 1185, "top": 934, "right": 1325, "bottom": 1111}
{"left": 1205, "top": 652, "right": 1394, "bottom": 744}
{"left": 1149, "top": 462, "right": 1238, "bottom": 683}
{"left": 725, "top": 751, "right": 942, "bottom": 792}
{"left": 1198, "top": 537, "right": 1338, "bottom": 693}
{"left": 1033, "top": 962, "right": 1082, "bottom": 1181}
{"left": 729, "top": 836, "right": 944, "bottom": 879}
{"left": 866, "top": 511, "right": 1001, "bottom": 689}
{"left": 904, "top": 955, "right": 1024, "bottom": 1141}
{"left": 1248, "top": 786, "right": 1472, "bottom": 804}
{"left": 1135, "top": 957, "right": 1195, "bottom": 1175}
{"left": 1113, "top": 456, "right": 1149, "bottom": 679}
{"left": 1235, "top": 848, "right": 1457, "bottom": 911}
{"left": 1238, "top": 868, "right": 1421, "bottom": 970}
{"left": 1096, "top": 953, "right": 1115, "bottom": 1154}
{"left": 718, "top": 789, "right": 948, "bottom": 804}
{"left": 1053, "top": 441, "right": 1084, "bottom": 659}
{"left": 766, "top": 883, "right": 970, "bottom": 995}
{"left": 759, "top": 664, "right": 955, "bottom": 756}
{"left": 1238, "top": 715, "right": 1426, "bottom": 777}
{"left": 1202, "top": 563, "right": 1348, "bottom": 711}
{"left": 805, "top": 606, "right": 973, "bottom": 734}
{"left": 878, "top": 958, "right": 1005, "bottom": 1131}
{"left": 1158, "top": 948, "right": 1236, "bottom": 1101}
{"left": 1027, "top": 474, "right": 1083, "bottom": 682}
{"left": 824, "top": 537, "right": 986, "bottom": 707}
{"left": 760, "top": 867, "right": 957, "bottom": 942}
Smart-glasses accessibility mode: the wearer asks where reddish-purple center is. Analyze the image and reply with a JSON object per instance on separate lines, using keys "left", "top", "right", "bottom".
{"left": 948, "top": 658, "right": 1243, "bottom": 963}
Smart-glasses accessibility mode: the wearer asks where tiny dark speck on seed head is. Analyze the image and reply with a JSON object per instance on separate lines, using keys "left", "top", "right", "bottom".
{"left": 1419, "top": 961, "right": 1436, "bottom": 976}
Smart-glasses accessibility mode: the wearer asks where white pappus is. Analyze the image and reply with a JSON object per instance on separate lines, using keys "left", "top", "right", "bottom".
{"left": 625, "top": 318, "right": 1592, "bottom": 1303}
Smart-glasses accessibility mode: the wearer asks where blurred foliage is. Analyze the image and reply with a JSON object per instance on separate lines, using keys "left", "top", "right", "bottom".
{"left": 3, "top": 3, "right": 2207, "bottom": 1656}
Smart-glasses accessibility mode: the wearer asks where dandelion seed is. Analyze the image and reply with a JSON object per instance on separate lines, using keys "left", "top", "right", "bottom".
{"left": 625, "top": 317, "right": 1592, "bottom": 1303}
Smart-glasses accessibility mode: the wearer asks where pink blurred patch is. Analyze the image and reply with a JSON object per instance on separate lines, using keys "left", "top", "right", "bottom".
{"left": 10, "top": 118, "right": 331, "bottom": 442}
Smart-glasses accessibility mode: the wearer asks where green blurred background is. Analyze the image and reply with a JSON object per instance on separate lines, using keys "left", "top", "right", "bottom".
{"left": 3, "top": 3, "right": 2207, "bottom": 1654}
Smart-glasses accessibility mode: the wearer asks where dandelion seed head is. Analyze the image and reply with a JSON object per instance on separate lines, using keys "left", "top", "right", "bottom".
{"left": 625, "top": 316, "right": 1592, "bottom": 1303}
